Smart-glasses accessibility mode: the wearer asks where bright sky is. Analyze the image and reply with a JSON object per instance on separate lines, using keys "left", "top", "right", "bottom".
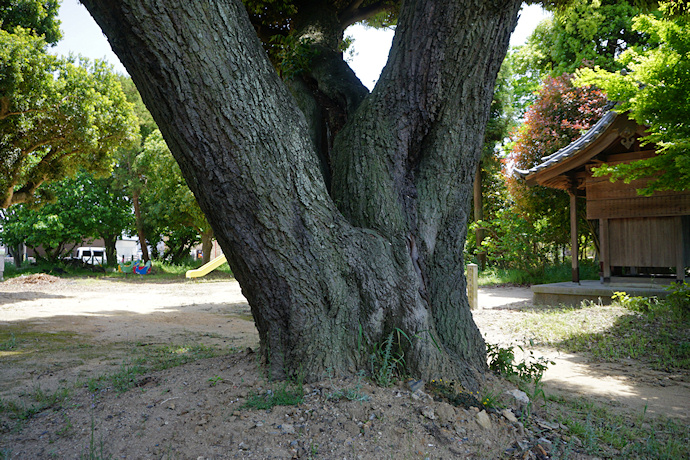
{"left": 52, "top": 1, "right": 551, "bottom": 90}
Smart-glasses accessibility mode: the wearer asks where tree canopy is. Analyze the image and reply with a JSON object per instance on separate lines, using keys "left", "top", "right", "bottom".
{"left": 0, "top": 0, "right": 61, "bottom": 44}
{"left": 575, "top": 12, "right": 690, "bottom": 193}
{"left": 0, "top": 170, "right": 131, "bottom": 262}
{"left": 0, "top": 10, "right": 138, "bottom": 208}
{"left": 507, "top": 0, "right": 646, "bottom": 114}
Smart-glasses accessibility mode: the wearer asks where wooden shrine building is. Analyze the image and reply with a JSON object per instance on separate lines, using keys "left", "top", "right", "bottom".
{"left": 516, "top": 110, "right": 689, "bottom": 283}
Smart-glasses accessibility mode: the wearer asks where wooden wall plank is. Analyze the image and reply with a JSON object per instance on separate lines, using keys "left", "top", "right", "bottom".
{"left": 609, "top": 217, "right": 681, "bottom": 266}
{"left": 587, "top": 195, "right": 690, "bottom": 219}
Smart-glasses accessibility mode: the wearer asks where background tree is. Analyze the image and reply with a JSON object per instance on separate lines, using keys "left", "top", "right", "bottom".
{"left": 0, "top": 202, "right": 80, "bottom": 263}
{"left": 69, "top": 171, "right": 132, "bottom": 265}
{"left": 0, "top": 0, "right": 61, "bottom": 44}
{"left": 539, "top": 0, "right": 644, "bottom": 74}
{"left": 137, "top": 130, "right": 214, "bottom": 264}
{"left": 112, "top": 76, "right": 157, "bottom": 262}
{"left": 0, "top": 171, "right": 131, "bottom": 263}
{"left": 576, "top": 11, "right": 690, "bottom": 193}
{"left": 0, "top": 25, "right": 138, "bottom": 208}
{"left": 470, "top": 60, "right": 515, "bottom": 268}
{"left": 507, "top": 0, "right": 644, "bottom": 115}
{"left": 506, "top": 74, "right": 608, "bottom": 262}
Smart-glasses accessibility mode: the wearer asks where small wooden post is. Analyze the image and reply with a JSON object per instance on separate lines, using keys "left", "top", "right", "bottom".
{"left": 467, "top": 263, "right": 478, "bottom": 310}
{"left": 569, "top": 187, "right": 580, "bottom": 284}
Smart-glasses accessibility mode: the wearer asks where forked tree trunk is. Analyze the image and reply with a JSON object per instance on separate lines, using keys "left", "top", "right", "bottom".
{"left": 82, "top": 0, "right": 521, "bottom": 389}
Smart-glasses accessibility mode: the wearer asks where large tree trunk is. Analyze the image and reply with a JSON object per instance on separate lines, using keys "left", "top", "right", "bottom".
{"left": 82, "top": 0, "right": 520, "bottom": 389}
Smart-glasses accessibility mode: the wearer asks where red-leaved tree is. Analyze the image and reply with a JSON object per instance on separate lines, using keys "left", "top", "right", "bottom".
{"left": 504, "top": 74, "right": 607, "bottom": 264}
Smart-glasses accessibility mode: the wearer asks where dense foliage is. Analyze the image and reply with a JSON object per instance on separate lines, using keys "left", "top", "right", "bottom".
{"left": 0, "top": 0, "right": 61, "bottom": 44}
{"left": 0, "top": 20, "right": 137, "bottom": 208}
{"left": 0, "top": 171, "right": 131, "bottom": 263}
{"left": 576, "top": 12, "right": 690, "bottom": 193}
{"left": 482, "top": 75, "right": 608, "bottom": 270}
{"left": 137, "top": 130, "right": 213, "bottom": 264}
{"left": 508, "top": 0, "right": 645, "bottom": 115}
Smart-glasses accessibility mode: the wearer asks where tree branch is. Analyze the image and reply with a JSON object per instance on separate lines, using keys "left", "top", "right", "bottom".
{"left": 338, "top": 1, "right": 391, "bottom": 29}
{"left": 9, "top": 176, "right": 47, "bottom": 206}
{"left": 340, "top": 0, "right": 365, "bottom": 18}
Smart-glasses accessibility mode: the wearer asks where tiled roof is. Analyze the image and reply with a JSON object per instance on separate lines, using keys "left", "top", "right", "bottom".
{"left": 514, "top": 107, "right": 619, "bottom": 178}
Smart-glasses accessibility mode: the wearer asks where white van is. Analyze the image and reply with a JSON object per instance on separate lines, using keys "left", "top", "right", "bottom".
{"left": 76, "top": 247, "right": 107, "bottom": 265}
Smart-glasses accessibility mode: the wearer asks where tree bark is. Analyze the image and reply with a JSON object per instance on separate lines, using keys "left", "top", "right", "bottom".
{"left": 81, "top": 0, "right": 521, "bottom": 389}
{"left": 102, "top": 233, "right": 117, "bottom": 266}
{"left": 200, "top": 230, "right": 213, "bottom": 265}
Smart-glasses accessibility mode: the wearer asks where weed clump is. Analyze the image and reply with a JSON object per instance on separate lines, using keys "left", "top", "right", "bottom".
{"left": 426, "top": 379, "right": 483, "bottom": 409}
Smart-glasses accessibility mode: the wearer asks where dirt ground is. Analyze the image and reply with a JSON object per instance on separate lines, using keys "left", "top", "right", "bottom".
{"left": 470, "top": 287, "right": 690, "bottom": 421}
{"left": 0, "top": 275, "right": 687, "bottom": 459}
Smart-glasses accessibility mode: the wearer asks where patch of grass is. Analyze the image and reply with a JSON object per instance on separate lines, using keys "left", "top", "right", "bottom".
{"left": 513, "top": 300, "right": 690, "bottom": 372}
{"left": 511, "top": 304, "right": 628, "bottom": 346}
{"left": 3, "top": 260, "right": 109, "bottom": 279}
{"left": 242, "top": 381, "right": 304, "bottom": 410}
{"left": 478, "top": 260, "right": 599, "bottom": 286}
{"left": 87, "top": 360, "right": 147, "bottom": 394}
{"left": 560, "top": 312, "right": 690, "bottom": 371}
{"left": 0, "top": 328, "right": 86, "bottom": 361}
{"left": 369, "top": 329, "right": 409, "bottom": 387}
{"left": 81, "top": 414, "right": 112, "bottom": 460}
{"left": 85, "top": 343, "right": 233, "bottom": 393}
{"left": 0, "top": 334, "right": 17, "bottom": 351}
{"left": 4, "top": 258, "right": 233, "bottom": 281}
{"left": 549, "top": 394, "right": 690, "bottom": 459}
{"left": 141, "top": 343, "right": 228, "bottom": 370}
{"left": 0, "top": 386, "right": 70, "bottom": 432}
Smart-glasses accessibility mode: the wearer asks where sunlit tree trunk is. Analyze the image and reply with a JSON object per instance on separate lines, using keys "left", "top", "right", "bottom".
{"left": 82, "top": 0, "right": 521, "bottom": 388}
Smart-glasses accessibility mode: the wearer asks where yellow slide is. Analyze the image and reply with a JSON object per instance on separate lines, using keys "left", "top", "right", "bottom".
{"left": 185, "top": 255, "right": 227, "bottom": 278}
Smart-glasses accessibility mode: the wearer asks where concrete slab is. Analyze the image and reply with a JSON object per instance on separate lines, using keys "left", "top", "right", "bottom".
{"left": 532, "top": 280, "right": 672, "bottom": 306}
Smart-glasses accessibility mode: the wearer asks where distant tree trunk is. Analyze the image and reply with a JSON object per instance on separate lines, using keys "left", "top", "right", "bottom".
{"left": 102, "top": 234, "right": 118, "bottom": 266}
{"left": 11, "top": 243, "right": 22, "bottom": 268}
{"left": 83, "top": 0, "right": 521, "bottom": 388}
{"left": 200, "top": 230, "right": 213, "bottom": 265}
{"left": 131, "top": 190, "right": 149, "bottom": 262}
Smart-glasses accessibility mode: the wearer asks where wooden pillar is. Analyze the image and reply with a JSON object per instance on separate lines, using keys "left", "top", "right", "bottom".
{"left": 569, "top": 188, "right": 579, "bottom": 283}
{"left": 600, "top": 218, "right": 610, "bottom": 282}
{"left": 467, "top": 263, "right": 479, "bottom": 310}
